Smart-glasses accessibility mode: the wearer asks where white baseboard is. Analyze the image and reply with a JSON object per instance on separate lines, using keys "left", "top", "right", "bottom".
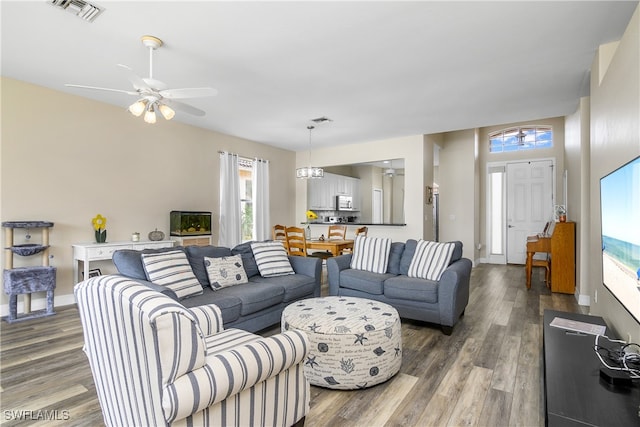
{"left": 1, "top": 293, "right": 76, "bottom": 317}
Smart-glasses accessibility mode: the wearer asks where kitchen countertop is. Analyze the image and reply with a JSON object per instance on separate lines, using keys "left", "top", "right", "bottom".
{"left": 304, "top": 222, "right": 407, "bottom": 226}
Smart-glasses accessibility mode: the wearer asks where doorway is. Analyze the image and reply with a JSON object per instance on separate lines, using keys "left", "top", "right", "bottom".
{"left": 506, "top": 160, "right": 554, "bottom": 264}
{"left": 486, "top": 159, "right": 555, "bottom": 264}
{"left": 372, "top": 188, "right": 383, "bottom": 224}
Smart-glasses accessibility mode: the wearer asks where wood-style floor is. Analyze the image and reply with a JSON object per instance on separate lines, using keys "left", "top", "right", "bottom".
{"left": 0, "top": 264, "right": 584, "bottom": 426}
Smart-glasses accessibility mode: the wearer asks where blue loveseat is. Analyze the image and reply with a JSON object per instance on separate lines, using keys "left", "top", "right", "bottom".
{"left": 112, "top": 242, "right": 322, "bottom": 333}
{"left": 327, "top": 239, "right": 472, "bottom": 334}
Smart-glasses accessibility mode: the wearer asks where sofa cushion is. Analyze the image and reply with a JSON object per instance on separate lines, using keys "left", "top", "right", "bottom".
{"left": 399, "top": 239, "right": 418, "bottom": 275}
{"left": 384, "top": 275, "right": 439, "bottom": 303}
{"left": 185, "top": 245, "right": 233, "bottom": 287}
{"left": 231, "top": 241, "right": 260, "bottom": 278}
{"left": 205, "top": 255, "right": 248, "bottom": 290}
{"left": 408, "top": 240, "right": 456, "bottom": 281}
{"left": 350, "top": 236, "right": 392, "bottom": 274}
{"left": 218, "top": 282, "right": 285, "bottom": 316}
{"left": 251, "top": 241, "right": 295, "bottom": 277}
{"left": 178, "top": 287, "right": 242, "bottom": 324}
{"left": 113, "top": 246, "right": 184, "bottom": 280}
{"left": 249, "top": 273, "right": 316, "bottom": 302}
{"left": 387, "top": 242, "right": 405, "bottom": 275}
{"left": 141, "top": 250, "right": 203, "bottom": 299}
{"left": 339, "top": 268, "right": 396, "bottom": 295}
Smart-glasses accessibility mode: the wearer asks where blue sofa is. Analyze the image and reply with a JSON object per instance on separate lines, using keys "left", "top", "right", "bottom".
{"left": 112, "top": 242, "right": 322, "bottom": 333}
{"left": 327, "top": 239, "right": 472, "bottom": 334}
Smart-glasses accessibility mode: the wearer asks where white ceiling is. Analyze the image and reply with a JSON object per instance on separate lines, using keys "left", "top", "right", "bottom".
{"left": 1, "top": 1, "right": 637, "bottom": 151}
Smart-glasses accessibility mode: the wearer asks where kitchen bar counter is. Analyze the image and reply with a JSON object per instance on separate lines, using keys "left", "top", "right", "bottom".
{"left": 305, "top": 222, "right": 406, "bottom": 226}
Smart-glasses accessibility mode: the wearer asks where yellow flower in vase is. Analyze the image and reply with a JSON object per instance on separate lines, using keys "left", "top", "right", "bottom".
{"left": 306, "top": 210, "right": 318, "bottom": 221}
{"left": 92, "top": 214, "right": 107, "bottom": 243}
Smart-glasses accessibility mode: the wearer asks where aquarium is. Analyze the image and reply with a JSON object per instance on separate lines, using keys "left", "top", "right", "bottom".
{"left": 170, "top": 211, "right": 212, "bottom": 236}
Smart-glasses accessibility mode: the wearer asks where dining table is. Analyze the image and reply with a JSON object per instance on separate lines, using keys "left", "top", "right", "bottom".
{"left": 306, "top": 238, "right": 354, "bottom": 257}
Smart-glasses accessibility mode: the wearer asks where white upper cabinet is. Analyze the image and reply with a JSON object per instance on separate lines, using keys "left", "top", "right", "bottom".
{"left": 308, "top": 173, "right": 361, "bottom": 211}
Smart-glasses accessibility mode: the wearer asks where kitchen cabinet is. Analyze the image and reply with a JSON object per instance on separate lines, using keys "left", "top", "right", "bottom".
{"left": 308, "top": 173, "right": 361, "bottom": 211}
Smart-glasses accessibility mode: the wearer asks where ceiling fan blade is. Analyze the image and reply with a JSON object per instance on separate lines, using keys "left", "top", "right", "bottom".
{"left": 117, "top": 64, "right": 151, "bottom": 91}
{"left": 159, "top": 87, "right": 218, "bottom": 99}
{"left": 163, "top": 99, "right": 206, "bottom": 117}
{"left": 64, "top": 84, "right": 138, "bottom": 96}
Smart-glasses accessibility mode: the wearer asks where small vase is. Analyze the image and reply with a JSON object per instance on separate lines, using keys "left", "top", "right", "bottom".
{"left": 305, "top": 225, "right": 311, "bottom": 239}
{"left": 95, "top": 229, "right": 107, "bottom": 243}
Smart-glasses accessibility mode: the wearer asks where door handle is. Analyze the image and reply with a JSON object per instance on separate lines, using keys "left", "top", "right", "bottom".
{"left": 508, "top": 225, "right": 515, "bottom": 228}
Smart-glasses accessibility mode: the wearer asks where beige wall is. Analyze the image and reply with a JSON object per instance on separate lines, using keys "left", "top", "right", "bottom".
{"left": 564, "top": 97, "right": 590, "bottom": 304}
{"left": 438, "top": 129, "right": 477, "bottom": 261}
{"left": 0, "top": 77, "right": 296, "bottom": 314}
{"left": 588, "top": 6, "right": 640, "bottom": 342}
{"left": 298, "top": 134, "right": 426, "bottom": 242}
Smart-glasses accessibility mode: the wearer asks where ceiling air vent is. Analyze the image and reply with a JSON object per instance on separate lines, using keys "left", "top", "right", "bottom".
{"left": 49, "top": 0, "right": 104, "bottom": 22}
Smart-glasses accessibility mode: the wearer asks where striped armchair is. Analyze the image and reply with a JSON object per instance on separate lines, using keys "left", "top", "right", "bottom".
{"left": 75, "top": 275, "right": 310, "bottom": 427}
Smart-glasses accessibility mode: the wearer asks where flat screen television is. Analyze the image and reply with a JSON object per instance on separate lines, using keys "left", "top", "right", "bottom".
{"left": 600, "top": 155, "right": 640, "bottom": 323}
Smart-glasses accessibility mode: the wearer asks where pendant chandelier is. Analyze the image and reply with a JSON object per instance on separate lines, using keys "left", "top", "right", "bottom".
{"left": 296, "top": 125, "right": 324, "bottom": 179}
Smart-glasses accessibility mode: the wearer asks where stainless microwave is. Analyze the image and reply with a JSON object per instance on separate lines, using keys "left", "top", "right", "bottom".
{"left": 336, "top": 195, "right": 354, "bottom": 211}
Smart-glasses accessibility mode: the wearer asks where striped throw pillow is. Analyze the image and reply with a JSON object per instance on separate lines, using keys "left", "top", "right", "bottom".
{"left": 350, "top": 235, "right": 392, "bottom": 274}
{"left": 251, "top": 241, "right": 295, "bottom": 277}
{"left": 408, "top": 240, "right": 455, "bottom": 281}
{"left": 141, "top": 250, "right": 203, "bottom": 299}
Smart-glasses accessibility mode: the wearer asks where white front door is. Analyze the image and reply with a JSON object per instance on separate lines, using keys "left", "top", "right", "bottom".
{"left": 506, "top": 160, "right": 554, "bottom": 264}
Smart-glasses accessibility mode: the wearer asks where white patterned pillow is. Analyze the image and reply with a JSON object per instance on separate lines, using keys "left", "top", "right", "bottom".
{"left": 350, "top": 235, "right": 392, "bottom": 274}
{"left": 141, "top": 250, "right": 203, "bottom": 299}
{"left": 250, "top": 241, "right": 295, "bottom": 277}
{"left": 408, "top": 240, "right": 455, "bottom": 281}
{"left": 204, "top": 255, "right": 248, "bottom": 290}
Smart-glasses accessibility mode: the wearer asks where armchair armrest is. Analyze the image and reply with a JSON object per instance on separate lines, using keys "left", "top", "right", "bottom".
{"left": 327, "top": 254, "right": 352, "bottom": 296}
{"left": 289, "top": 255, "right": 322, "bottom": 296}
{"left": 162, "top": 330, "right": 310, "bottom": 423}
{"left": 188, "top": 304, "right": 224, "bottom": 335}
{"left": 437, "top": 258, "right": 472, "bottom": 327}
{"left": 116, "top": 275, "right": 179, "bottom": 301}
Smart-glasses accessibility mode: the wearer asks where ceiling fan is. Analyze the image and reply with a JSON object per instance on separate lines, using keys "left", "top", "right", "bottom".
{"left": 65, "top": 35, "right": 217, "bottom": 123}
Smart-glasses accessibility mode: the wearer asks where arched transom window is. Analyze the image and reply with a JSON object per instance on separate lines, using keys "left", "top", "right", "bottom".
{"left": 489, "top": 125, "right": 553, "bottom": 153}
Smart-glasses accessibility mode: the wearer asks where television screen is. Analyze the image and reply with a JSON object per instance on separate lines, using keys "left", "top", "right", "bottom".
{"left": 600, "top": 156, "right": 640, "bottom": 322}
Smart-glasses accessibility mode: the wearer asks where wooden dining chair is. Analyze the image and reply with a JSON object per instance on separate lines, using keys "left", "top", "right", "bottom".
{"left": 354, "top": 226, "right": 368, "bottom": 237}
{"left": 327, "top": 224, "right": 347, "bottom": 240}
{"left": 272, "top": 224, "right": 288, "bottom": 250}
{"left": 285, "top": 226, "right": 308, "bottom": 257}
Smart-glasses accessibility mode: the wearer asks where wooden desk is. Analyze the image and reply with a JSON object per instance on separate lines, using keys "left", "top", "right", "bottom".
{"left": 306, "top": 239, "right": 354, "bottom": 257}
{"left": 525, "top": 221, "right": 575, "bottom": 293}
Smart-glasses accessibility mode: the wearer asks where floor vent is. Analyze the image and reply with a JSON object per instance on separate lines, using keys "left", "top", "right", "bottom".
{"left": 49, "top": 0, "right": 104, "bottom": 23}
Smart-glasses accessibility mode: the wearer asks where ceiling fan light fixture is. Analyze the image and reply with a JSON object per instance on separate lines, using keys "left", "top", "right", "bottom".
{"left": 144, "top": 104, "right": 157, "bottom": 124}
{"left": 128, "top": 99, "right": 147, "bottom": 117}
{"left": 158, "top": 103, "right": 175, "bottom": 120}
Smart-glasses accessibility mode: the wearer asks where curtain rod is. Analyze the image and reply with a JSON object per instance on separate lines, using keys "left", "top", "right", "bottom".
{"left": 218, "top": 150, "right": 269, "bottom": 162}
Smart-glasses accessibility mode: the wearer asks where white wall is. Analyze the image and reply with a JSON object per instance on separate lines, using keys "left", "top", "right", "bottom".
{"left": 588, "top": 5, "right": 640, "bottom": 342}
{"left": 1, "top": 77, "right": 297, "bottom": 314}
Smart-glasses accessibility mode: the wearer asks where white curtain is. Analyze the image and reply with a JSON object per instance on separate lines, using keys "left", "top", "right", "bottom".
{"left": 252, "top": 158, "right": 270, "bottom": 241}
{"left": 219, "top": 152, "right": 241, "bottom": 247}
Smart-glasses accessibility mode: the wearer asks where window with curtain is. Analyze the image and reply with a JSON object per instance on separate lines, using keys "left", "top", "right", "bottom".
{"left": 239, "top": 158, "right": 254, "bottom": 242}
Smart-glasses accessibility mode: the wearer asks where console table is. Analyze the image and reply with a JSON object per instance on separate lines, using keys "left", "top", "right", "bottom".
{"left": 72, "top": 240, "right": 174, "bottom": 285}
{"left": 543, "top": 310, "right": 639, "bottom": 426}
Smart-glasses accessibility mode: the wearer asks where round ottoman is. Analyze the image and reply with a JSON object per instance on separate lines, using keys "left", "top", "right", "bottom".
{"left": 281, "top": 296, "right": 402, "bottom": 390}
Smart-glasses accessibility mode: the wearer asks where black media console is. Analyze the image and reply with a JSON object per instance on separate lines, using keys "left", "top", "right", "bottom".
{"left": 543, "top": 310, "right": 639, "bottom": 426}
